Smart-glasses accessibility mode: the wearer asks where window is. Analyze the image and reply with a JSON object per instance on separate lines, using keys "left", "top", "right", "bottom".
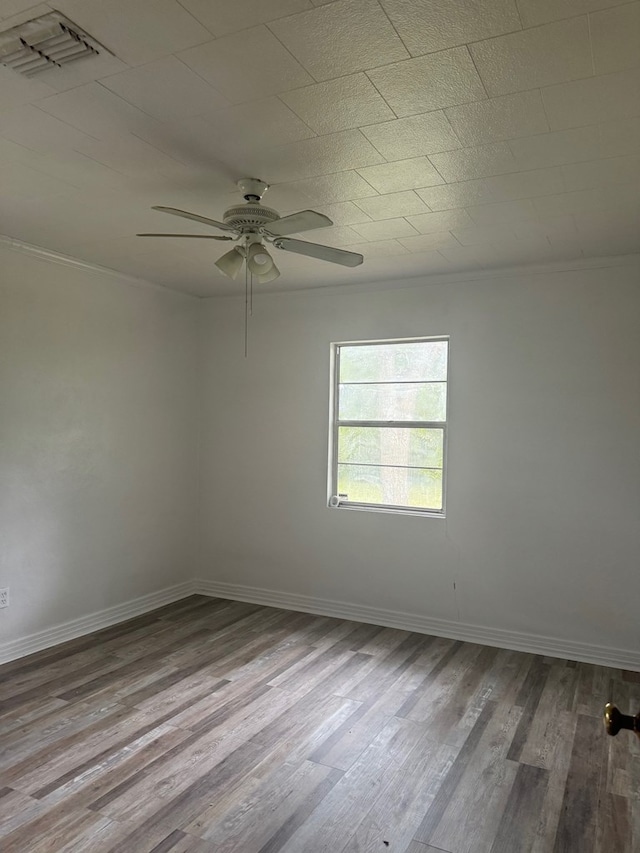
{"left": 329, "top": 337, "right": 448, "bottom": 516}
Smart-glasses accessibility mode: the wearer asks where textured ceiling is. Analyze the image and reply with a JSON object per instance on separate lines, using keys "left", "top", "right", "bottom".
{"left": 0, "top": 0, "right": 638, "bottom": 296}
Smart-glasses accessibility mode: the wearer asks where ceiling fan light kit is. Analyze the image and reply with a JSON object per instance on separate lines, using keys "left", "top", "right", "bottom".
{"left": 246, "top": 241, "right": 275, "bottom": 276}
{"left": 214, "top": 246, "right": 245, "bottom": 280}
{"left": 137, "top": 178, "right": 364, "bottom": 285}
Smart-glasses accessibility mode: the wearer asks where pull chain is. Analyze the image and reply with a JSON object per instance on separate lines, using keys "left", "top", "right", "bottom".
{"left": 244, "top": 250, "right": 249, "bottom": 358}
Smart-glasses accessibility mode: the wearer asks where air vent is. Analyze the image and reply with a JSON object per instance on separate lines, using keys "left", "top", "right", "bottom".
{"left": 0, "top": 12, "right": 109, "bottom": 77}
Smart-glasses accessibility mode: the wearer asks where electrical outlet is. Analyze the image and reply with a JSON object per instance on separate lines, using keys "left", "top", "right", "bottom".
{"left": 0, "top": 588, "right": 9, "bottom": 608}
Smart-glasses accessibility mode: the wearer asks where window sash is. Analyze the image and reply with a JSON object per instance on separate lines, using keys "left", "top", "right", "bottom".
{"left": 331, "top": 338, "right": 448, "bottom": 516}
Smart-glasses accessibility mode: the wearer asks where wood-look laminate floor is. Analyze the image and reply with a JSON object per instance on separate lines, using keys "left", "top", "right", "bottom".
{"left": 1, "top": 596, "right": 639, "bottom": 852}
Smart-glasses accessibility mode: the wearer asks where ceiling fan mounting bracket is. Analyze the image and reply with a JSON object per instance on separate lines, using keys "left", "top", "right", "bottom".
{"left": 237, "top": 177, "right": 269, "bottom": 202}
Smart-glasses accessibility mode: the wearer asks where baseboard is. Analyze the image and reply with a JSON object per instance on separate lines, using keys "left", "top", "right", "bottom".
{"left": 3, "top": 577, "right": 637, "bottom": 671}
{"left": 194, "top": 579, "right": 640, "bottom": 672}
{"left": 0, "top": 580, "right": 197, "bottom": 665}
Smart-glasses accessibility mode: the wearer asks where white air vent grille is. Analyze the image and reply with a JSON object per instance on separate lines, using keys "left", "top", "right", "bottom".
{"left": 0, "top": 12, "right": 109, "bottom": 77}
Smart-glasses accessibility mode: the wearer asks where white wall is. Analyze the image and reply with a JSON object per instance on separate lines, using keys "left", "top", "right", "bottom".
{"left": 198, "top": 259, "right": 640, "bottom": 655}
{"left": 0, "top": 246, "right": 199, "bottom": 647}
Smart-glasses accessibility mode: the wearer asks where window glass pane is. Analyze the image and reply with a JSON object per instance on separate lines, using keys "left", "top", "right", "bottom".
{"left": 337, "top": 464, "right": 442, "bottom": 510}
{"left": 339, "top": 381, "right": 446, "bottom": 421}
{"left": 339, "top": 340, "right": 447, "bottom": 383}
{"left": 338, "top": 426, "right": 443, "bottom": 469}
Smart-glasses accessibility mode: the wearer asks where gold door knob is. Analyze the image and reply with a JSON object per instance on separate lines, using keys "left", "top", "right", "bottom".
{"left": 604, "top": 703, "right": 640, "bottom": 736}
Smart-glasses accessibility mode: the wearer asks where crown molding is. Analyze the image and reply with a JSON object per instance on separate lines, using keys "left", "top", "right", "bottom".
{"left": 0, "top": 233, "right": 184, "bottom": 296}
{"left": 3, "top": 233, "right": 638, "bottom": 303}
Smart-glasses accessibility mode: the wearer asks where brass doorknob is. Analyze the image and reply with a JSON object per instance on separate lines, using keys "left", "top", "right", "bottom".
{"left": 604, "top": 703, "right": 640, "bottom": 736}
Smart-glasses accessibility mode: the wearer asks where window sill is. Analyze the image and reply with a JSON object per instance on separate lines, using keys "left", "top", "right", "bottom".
{"left": 327, "top": 502, "right": 446, "bottom": 519}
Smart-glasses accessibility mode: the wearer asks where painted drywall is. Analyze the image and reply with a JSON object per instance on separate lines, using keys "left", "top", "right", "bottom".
{"left": 198, "top": 259, "right": 640, "bottom": 653}
{"left": 0, "top": 246, "right": 199, "bottom": 645}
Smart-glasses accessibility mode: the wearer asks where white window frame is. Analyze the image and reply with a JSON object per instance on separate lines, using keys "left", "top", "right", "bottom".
{"left": 328, "top": 336, "right": 449, "bottom": 518}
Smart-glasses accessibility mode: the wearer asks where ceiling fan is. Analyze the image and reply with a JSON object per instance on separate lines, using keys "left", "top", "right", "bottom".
{"left": 137, "top": 178, "right": 364, "bottom": 283}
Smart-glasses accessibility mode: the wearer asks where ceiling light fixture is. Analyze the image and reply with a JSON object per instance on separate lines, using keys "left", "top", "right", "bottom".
{"left": 254, "top": 261, "right": 280, "bottom": 284}
{"left": 214, "top": 246, "right": 245, "bottom": 280}
{"left": 246, "top": 241, "right": 275, "bottom": 276}
{"left": 138, "top": 178, "right": 364, "bottom": 356}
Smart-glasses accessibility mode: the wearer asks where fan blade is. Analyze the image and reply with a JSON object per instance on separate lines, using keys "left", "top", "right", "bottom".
{"left": 152, "top": 206, "right": 237, "bottom": 233}
{"left": 274, "top": 238, "right": 363, "bottom": 267}
{"left": 266, "top": 210, "right": 332, "bottom": 237}
{"left": 137, "top": 233, "right": 232, "bottom": 240}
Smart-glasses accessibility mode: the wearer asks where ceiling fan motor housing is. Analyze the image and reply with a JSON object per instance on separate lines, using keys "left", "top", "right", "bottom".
{"left": 222, "top": 202, "right": 279, "bottom": 233}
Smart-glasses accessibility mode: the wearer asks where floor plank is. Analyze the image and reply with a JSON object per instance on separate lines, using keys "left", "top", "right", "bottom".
{"left": 0, "top": 596, "right": 638, "bottom": 852}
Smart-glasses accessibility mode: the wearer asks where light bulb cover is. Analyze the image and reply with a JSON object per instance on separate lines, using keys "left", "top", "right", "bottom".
{"left": 247, "top": 241, "right": 274, "bottom": 275}
{"left": 215, "top": 246, "right": 244, "bottom": 280}
{"left": 255, "top": 261, "right": 280, "bottom": 283}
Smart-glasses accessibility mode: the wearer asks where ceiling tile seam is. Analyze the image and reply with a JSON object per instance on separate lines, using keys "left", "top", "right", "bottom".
{"left": 429, "top": 110, "right": 465, "bottom": 151}
{"left": 515, "top": 0, "right": 638, "bottom": 30}
{"left": 540, "top": 80, "right": 640, "bottom": 133}
{"left": 170, "top": 53, "right": 230, "bottom": 105}
{"left": 533, "top": 87, "right": 554, "bottom": 138}
{"left": 237, "top": 40, "right": 463, "bottom": 90}
{"left": 373, "top": 0, "right": 412, "bottom": 81}
{"left": 128, "top": 130, "right": 201, "bottom": 174}
{"left": 93, "top": 54, "right": 233, "bottom": 119}
{"left": 444, "top": 119, "right": 573, "bottom": 150}
{"left": 465, "top": 19, "right": 597, "bottom": 92}
{"left": 346, "top": 169, "right": 382, "bottom": 199}
{"left": 0, "top": 3, "right": 54, "bottom": 29}
{"left": 361, "top": 120, "right": 464, "bottom": 163}
{"left": 352, "top": 155, "right": 447, "bottom": 189}
{"left": 84, "top": 76, "right": 218, "bottom": 134}
{"left": 172, "top": 0, "right": 218, "bottom": 39}
{"left": 270, "top": 166, "right": 383, "bottom": 192}
{"left": 95, "top": 79, "right": 182, "bottom": 127}
{"left": 421, "top": 146, "right": 620, "bottom": 186}
{"left": 421, "top": 155, "right": 456, "bottom": 186}
{"left": 382, "top": 10, "right": 631, "bottom": 64}
{"left": 504, "top": 136, "right": 598, "bottom": 170}
{"left": 586, "top": 11, "right": 597, "bottom": 78}
{"left": 402, "top": 22, "right": 526, "bottom": 61}
{"left": 449, "top": 230, "right": 470, "bottom": 249}
{"left": 344, "top": 85, "right": 564, "bottom": 142}
{"left": 351, "top": 217, "right": 421, "bottom": 240}
{"left": 433, "top": 249, "right": 451, "bottom": 266}
{"left": 71, "top": 92, "right": 224, "bottom": 175}
{"left": 0, "top": 130, "right": 53, "bottom": 165}
{"left": 362, "top": 69, "right": 400, "bottom": 121}
{"left": 21, "top": 67, "right": 115, "bottom": 101}
{"left": 272, "top": 94, "right": 319, "bottom": 140}
{"left": 43, "top": 146, "right": 126, "bottom": 188}
{"left": 465, "top": 12, "right": 591, "bottom": 41}
{"left": 349, "top": 192, "right": 427, "bottom": 217}
{"left": 279, "top": 150, "right": 626, "bottom": 211}
{"left": 264, "top": 21, "right": 322, "bottom": 85}
{"left": 272, "top": 101, "right": 466, "bottom": 149}
{"left": 463, "top": 43, "right": 494, "bottom": 102}
{"left": 27, "top": 101, "right": 105, "bottom": 142}
{"left": 76, "top": 79, "right": 235, "bottom": 177}
{"left": 262, "top": 68, "right": 402, "bottom": 130}
{"left": 439, "top": 118, "right": 538, "bottom": 149}
{"left": 512, "top": 0, "right": 524, "bottom": 31}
